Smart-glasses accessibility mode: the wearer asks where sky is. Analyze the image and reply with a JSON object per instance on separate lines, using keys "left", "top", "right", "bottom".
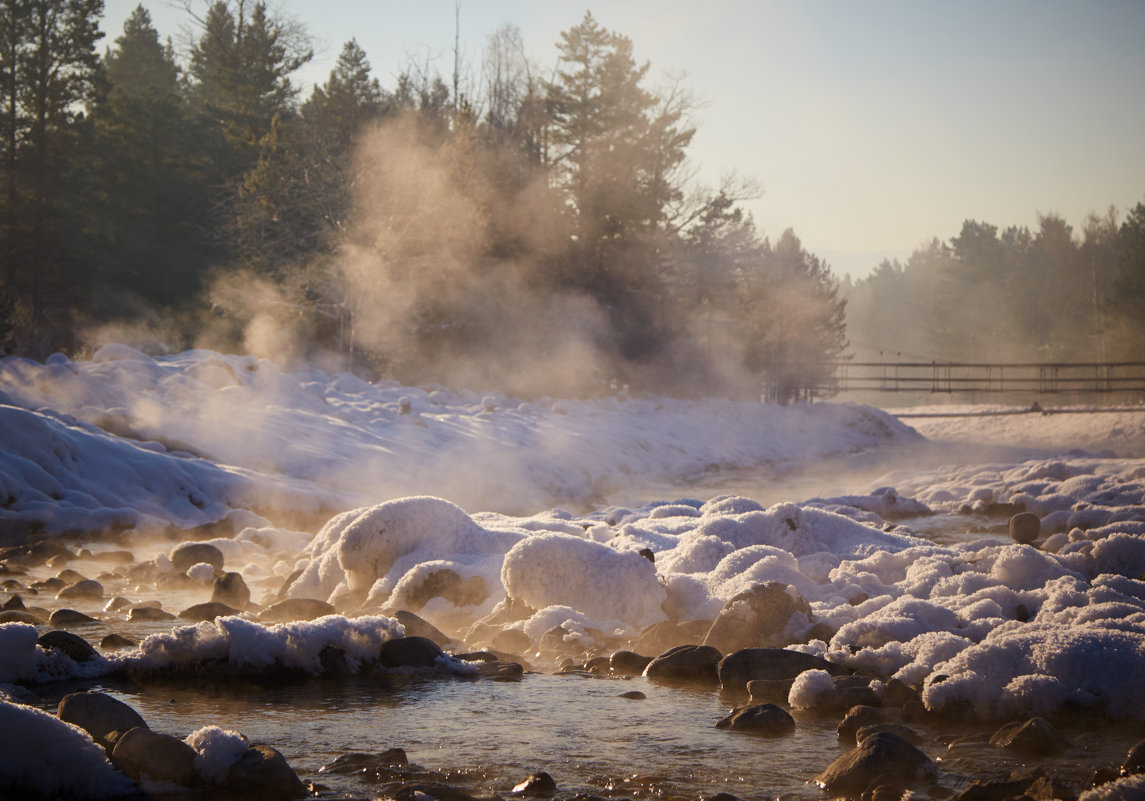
{"left": 100, "top": 0, "right": 1145, "bottom": 279}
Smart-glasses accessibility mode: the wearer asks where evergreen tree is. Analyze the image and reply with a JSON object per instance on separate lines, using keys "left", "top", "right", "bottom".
{"left": 2, "top": 0, "right": 103, "bottom": 352}
{"left": 85, "top": 5, "right": 206, "bottom": 309}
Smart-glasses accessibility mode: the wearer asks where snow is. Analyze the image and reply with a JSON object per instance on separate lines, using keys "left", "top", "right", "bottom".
{"left": 0, "top": 698, "right": 135, "bottom": 798}
{"left": 3, "top": 347, "right": 1145, "bottom": 723}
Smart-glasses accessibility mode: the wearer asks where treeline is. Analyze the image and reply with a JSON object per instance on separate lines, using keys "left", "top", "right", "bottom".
{"left": 0, "top": 2, "right": 847, "bottom": 399}
{"left": 843, "top": 206, "right": 1145, "bottom": 364}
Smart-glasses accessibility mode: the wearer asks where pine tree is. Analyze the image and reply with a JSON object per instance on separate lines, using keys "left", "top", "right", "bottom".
{"left": 84, "top": 5, "right": 206, "bottom": 309}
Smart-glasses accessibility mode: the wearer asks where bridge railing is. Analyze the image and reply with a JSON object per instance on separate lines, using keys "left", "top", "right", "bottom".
{"left": 761, "top": 361, "right": 1145, "bottom": 402}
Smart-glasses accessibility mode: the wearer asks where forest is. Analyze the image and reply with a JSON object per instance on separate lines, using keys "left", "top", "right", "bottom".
{"left": 1, "top": 1, "right": 1141, "bottom": 399}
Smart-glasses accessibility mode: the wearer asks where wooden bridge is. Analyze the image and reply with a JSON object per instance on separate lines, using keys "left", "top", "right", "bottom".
{"left": 762, "top": 361, "right": 1145, "bottom": 403}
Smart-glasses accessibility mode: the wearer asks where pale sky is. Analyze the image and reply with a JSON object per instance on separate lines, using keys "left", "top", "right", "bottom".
{"left": 102, "top": 0, "right": 1145, "bottom": 278}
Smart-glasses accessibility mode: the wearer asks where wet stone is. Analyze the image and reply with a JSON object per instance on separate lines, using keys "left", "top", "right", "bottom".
{"left": 989, "top": 716, "right": 1071, "bottom": 756}
{"left": 513, "top": 771, "right": 557, "bottom": 794}
{"left": 170, "top": 541, "right": 225, "bottom": 573}
{"left": 48, "top": 608, "right": 99, "bottom": 625}
{"left": 716, "top": 703, "right": 796, "bottom": 736}
{"left": 644, "top": 644, "right": 722, "bottom": 687}
{"left": 38, "top": 630, "right": 98, "bottom": 662}
{"left": 180, "top": 601, "right": 240, "bottom": 621}
{"left": 56, "top": 578, "right": 104, "bottom": 601}
{"left": 128, "top": 605, "right": 176, "bottom": 622}
{"left": 58, "top": 691, "right": 148, "bottom": 745}
{"left": 100, "top": 633, "right": 138, "bottom": 651}
{"left": 259, "top": 597, "right": 335, "bottom": 623}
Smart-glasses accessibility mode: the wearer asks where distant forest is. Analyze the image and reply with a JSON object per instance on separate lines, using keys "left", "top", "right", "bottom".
{"left": 1, "top": 1, "right": 1142, "bottom": 398}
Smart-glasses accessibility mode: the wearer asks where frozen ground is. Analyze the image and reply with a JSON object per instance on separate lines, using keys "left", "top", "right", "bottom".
{"left": 4, "top": 347, "right": 1145, "bottom": 797}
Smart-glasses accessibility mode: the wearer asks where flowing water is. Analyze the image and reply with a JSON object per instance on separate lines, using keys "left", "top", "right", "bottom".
{"left": 11, "top": 477, "right": 1143, "bottom": 800}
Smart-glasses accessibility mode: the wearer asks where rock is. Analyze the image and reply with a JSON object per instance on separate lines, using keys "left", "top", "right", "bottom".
{"left": 56, "top": 578, "right": 104, "bottom": 601}
{"left": 170, "top": 541, "right": 225, "bottom": 573}
{"left": 58, "top": 692, "right": 148, "bottom": 745}
{"left": 718, "top": 647, "right": 842, "bottom": 692}
{"left": 633, "top": 619, "right": 711, "bottom": 655}
{"left": 38, "top": 630, "right": 98, "bottom": 662}
{"left": 716, "top": 703, "right": 796, "bottom": 736}
{"left": 179, "top": 601, "right": 240, "bottom": 622}
{"left": 477, "top": 661, "right": 524, "bottom": 681}
{"left": 883, "top": 678, "right": 923, "bottom": 708}
{"left": 643, "top": 644, "right": 722, "bottom": 687}
{"left": 100, "top": 633, "right": 138, "bottom": 651}
{"left": 810, "top": 675, "right": 883, "bottom": 711}
{"left": 838, "top": 705, "right": 891, "bottom": 744}
{"left": 211, "top": 571, "right": 251, "bottom": 610}
{"left": 513, "top": 771, "right": 557, "bottom": 794}
{"left": 379, "top": 635, "right": 445, "bottom": 668}
{"left": 319, "top": 748, "right": 409, "bottom": 774}
{"left": 747, "top": 678, "right": 795, "bottom": 705}
{"left": 620, "top": 691, "right": 646, "bottom": 700}
{"left": 225, "top": 743, "right": 307, "bottom": 800}
{"left": 103, "top": 596, "right": 133, "bottom": 613}
{"left": 1027, "top": 776, "right": 1077, "bottom": 801}
{"left": 989, "top": 717, "right": 1071, "bottom": 756}
{"left": 490, "top": 628, "right": 533, "bottom": 654}
{"left": 392, "top": 609, "right": 452, "bottom": 646}
{"left": 954, "top": 777, "right": 1036, "bottom": 801}
{"left": 1123, "top": 737, "right": 1145, "bottom": 774}
{"left": 816, "top": 732, "right": 935, "bottom": 797}
{"left": 856, "top": 724, "right": 924, "bottom": 746}
{"left": 1009, "top": 512, "right": 1041, "bottom": 544}
{"left": 1, "top": 594, "right": 25, "bottom": 610}
{"left": 702, "top": 582, "right": 813, "bottom": 655}
{"left": 402, "top": 568, "right": 488, "bottom": 611}
{"left": 0, "top": 609, "right": 42, "bottom": 623}
{"left": 129, "top": 605, "right": 176, "bottom": 622}
{"left": 610, "top": 650, "right": 653, "bottom": 676}
{"left": 259, "top": 597, "right": 335, "bottom": 623}
{"left": 381, "top": 782, "right": 479, "bottom": 801}
{"left": 48, "top": 608, "right": 98, "bottom": 625}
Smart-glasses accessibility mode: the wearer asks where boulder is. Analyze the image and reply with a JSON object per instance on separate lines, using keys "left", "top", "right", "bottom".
{"left": 170, "top": 542, "right": 225, "bottom": 573}
{"left": 319, "top": 748, "right": 409, "bottom": 774}
{"left": 513, "top": 771, "right": 557, "bottom": 794}
{"left": 100, "top": 633, "right": 137, "bottom": 651}
{"left": 58, "top": 691, "right": 148, "bottom": 744}
{"left": 856, "top": 724, "right": 924, "bottom": 746}
{"left": 112, "top": 727, "right": 198, "bottom": 785}
{"left": 1009, "top": 512, "right": 1041, "bottom": 544}
{"left": 702, "top": 582, "right": 812, "bottom": 655}
{"left": 380, "top": 782, "right": 480, "bottom": 801}
{"left": 48, "top": 608, "right": 98, "bottom": 625}
{"left": 747, "top": 678, "right": 795, "bottom": 705}
{"left": 0, "top": 609, "right": 42, "bottom": 624}
{"left": 718, "top": 647, "right": 842, "bottom": 692}
{"left": 128, "top": 605, "right": 176, "bottom": 622}
{"left": 989, "top": 716, "right": 1071, "bottom": 756}
{"left": 379, "top": 635, "right": 445, "bottom": 668}
{"left": 211, "top": 571, "right": 251, "bottom": 610}
{"left": 610, "top": 650, "right": 653, "bottom": 676}
{"left": 38, "top": 630, "right": 98, "bottom": 663}
{"left": 180, "top": 601, "right": 241, "bottom": 622}
{"left": 633, "top": 619, "right": 711, "bottom": 656}
{"left": 56, "top": 578, "right": 103, "bottom": 601}
{"left": 392, "top": 609, "right": 452, "bottom": 646}
{"left": 816, "top": 732, "right": 935, "bottom": 797}
{"left": 644, "top": 644, "right": 722, "bottom": 687}
{"left": 225, "top": 743, "right": 307, "bottom": 800}
{"left": 1124, "top": 737, "right": 1145, "bottom": 775}
{"left": 837, "top": 705, "right": 891, "bottom": 744}
{"left": 402, "top": 568, "right": 488, "bottom": 611}
{"left": 716, "top": 703, "right": 796, "bottom": 736}
{"left": 259, "top": 597, "right": 335, "bottom": 623}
